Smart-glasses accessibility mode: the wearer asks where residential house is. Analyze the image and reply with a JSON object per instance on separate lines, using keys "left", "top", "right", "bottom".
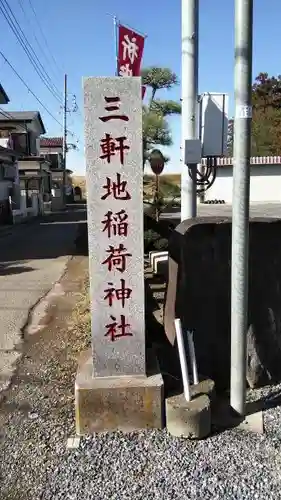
{"left": 40, "top": 136, "right": 73, "bottom": 209}
{"left": 40, "top": 136, "right": 63, "bottom": 170}
{"left": 0, "top": 85, "right": 23, "bottom": 224}
{"left": 0, "top": 110, "right": 52, "bottom": 219}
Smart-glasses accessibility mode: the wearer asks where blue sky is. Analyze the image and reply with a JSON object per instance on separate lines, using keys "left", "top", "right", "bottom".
{"left": 0, "top": 0, "right": 280, "bottom": 174}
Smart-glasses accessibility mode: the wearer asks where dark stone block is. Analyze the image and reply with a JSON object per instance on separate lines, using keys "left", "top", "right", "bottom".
{"left": 75, "top": 222, "right": 88, "bottom": 255}
{"left": 164, "top": 216, "right": 281, "bottom": 390}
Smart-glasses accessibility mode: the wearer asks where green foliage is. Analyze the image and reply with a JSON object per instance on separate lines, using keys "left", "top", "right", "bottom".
{"left": 141, "top": 66, "right": 181, "bottom": 165}
{"left": 144, "top": 229, "right": 168, "bottom": 252}
{"left": 142, "top": 67, "right": 178, "bottom": 96}
{"left": 143, "top": 175, "right": 180, "bottom": 203}
{"left": 251, "top": 73, "right": 281, "bottom": 156}
{"left": 150, "top": 99, "right": 181, "bottom": 117}
{"left": 159, "top": 178, "right": 181, "bottom": 197}
{"left": 228, "top": 73, "right": 281, "bottom": 156}
{"left": 143, "top": 106, "right": 172, "bottom": 148}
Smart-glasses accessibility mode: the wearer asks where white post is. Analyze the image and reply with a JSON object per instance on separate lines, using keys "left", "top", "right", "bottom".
{"left": 187, "top": 330, "right": 199, "bottom": 385}
{"left": 174, "top": 318, "right": 191, "bottom": 402}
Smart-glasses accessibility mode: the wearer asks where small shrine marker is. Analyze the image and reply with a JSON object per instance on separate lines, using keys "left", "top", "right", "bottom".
{"left": 84, "top": 77, "right": 145, "bottom": 378}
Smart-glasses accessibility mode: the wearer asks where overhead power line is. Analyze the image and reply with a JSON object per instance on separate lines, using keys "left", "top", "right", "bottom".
{"left": 0, "top": 0, "right": 62, "bottom": 103}
{"left": 16, "top": 0, "right": 61, "bottom": 86}
{"left": 0, "top": 51, "right": 62, "bottom": 128}
{"left": 27, "top": 0, "right": 64, "bottom": 77}
{"left": 24, "top": 0, "right": 80, "bottom": 120}
{"left": 0, "top": 54, "right": 79, "bottom": 144}
{"left": 20, "top": 0, "right": 81, "bottom": 141}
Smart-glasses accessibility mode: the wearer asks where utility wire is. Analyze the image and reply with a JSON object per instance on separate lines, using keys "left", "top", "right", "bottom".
{"left": 27, "top": 0, "right": 65, "bottom": 77}
{"left": 0, "top": 102, "right": 77, "bottom": 143}
{"left": 25, "top": 0, "right": 80, "bottom": 122}
{"left": 0, "top": 51, "right": 63, "bottom": 128}
{"left": 16, "top": 0, "right": 61, "bottom": 87}
{"left": 0, "top": 0, "right": 62, "bottom": 103}
{"left": 0, "top": 0, "right": 62, "bottom": 101}
{"left": 0, "top": 3, "right": 80, "bottom": 143}
{"left": 0, "top": 106, "right": 78, "bottom": 150}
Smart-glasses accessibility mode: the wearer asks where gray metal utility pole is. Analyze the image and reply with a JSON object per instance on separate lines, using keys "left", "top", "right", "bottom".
{"left": 62, "top": 73, "right": 67, "bottom": 205}
{"left": 181, "top": 0, "right": 199, "bottom": 221}
{"left": 230, "top": 0, "right": 253, "bottom": 416}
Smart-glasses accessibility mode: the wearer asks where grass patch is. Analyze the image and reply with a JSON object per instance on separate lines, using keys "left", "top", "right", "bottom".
{"left": 69, "top": 277, "right": 91, "bottom": 356}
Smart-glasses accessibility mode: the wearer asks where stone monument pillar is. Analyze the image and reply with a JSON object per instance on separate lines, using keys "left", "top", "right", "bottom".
{"left": 75, "top": 77, "right": 163, "bottom": 434}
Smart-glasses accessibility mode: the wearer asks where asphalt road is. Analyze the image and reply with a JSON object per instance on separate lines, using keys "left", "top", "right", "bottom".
{"left": 0, "top": 208, "right": 86, "bottom": 395}
{"left": 161, "top": 202, "right": 281, "bottom": 221}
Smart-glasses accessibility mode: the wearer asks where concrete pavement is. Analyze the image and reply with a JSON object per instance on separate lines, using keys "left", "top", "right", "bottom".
{"left": 161, "top": 202, "right": 281, "bottom": 221}
{"left": 0, "top": 208, "right": 86, "bottom": 394}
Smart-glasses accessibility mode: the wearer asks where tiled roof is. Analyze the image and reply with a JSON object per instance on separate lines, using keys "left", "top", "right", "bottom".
{"left": 202, "top": 156, "right": 281, "bottom": 167}
{"left": 40, "top": 137, "right": 63, "bottom": 148}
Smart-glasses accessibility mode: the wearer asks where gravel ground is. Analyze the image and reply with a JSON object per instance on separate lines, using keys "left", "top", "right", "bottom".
{"left": 2, "top": 406, "right": 281, "bottom": 500}
{"left": 1, "top": 258, "right": 281, "bottom": 499}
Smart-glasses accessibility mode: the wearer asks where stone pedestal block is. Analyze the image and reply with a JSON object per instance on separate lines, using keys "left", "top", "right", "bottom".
{"left": 166, "top": 393, "right": 211, "bottom": 439}
{"left": 75, "top": 351, "right": 164, "bottom": 435}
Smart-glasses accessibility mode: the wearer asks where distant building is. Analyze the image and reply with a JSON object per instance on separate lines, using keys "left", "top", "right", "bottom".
{"left": 0, "top": 89, "right": 26, "bottom": 223}
{"left": 40, "top": 136, "right": 73, "bottom": 208}
{"left": 204, "top": 156, "right": 281, "bottom": 203}
{"left": 40, "top": 136, "right": 63, "bottom": 170}
{"left": 0, "top": 110, "right": 52, "bottom": 220}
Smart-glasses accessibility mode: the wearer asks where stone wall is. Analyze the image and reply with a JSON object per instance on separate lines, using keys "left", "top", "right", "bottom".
{"left": 164, "top": 217, "right": 281, "bottom": 390}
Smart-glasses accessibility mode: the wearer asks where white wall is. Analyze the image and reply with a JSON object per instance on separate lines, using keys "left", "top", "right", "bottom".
{"left": 205, "top": 164, "right": 281, "bottom": 203}
{"left": 18, "top": 160, "right": 41, "bottom": 171}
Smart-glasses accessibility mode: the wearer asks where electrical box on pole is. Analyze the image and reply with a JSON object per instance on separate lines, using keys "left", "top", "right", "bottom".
{"left": 184, "top": 139, "right": 201, "bottom": 165}
{"left": 199, "top": 92, "right": 229, "bottom": 157}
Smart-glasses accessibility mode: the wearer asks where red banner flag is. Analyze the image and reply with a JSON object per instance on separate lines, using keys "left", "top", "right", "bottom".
{"left": 117, "top": 24, "right": 145, "bottom": 77}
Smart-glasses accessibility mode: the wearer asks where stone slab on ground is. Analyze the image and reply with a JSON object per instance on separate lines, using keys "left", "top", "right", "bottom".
{"left": 212, "top": 398, "right": 264, "bottom": 434}
{"left": 75, "top": 349, "right": 164, "bottom": 435}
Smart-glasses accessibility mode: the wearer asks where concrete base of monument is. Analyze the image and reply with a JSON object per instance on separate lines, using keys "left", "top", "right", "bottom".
{"left": 166, "top": 393, "right": 211, "bottom": 439}
{"left": 75, "top": 349, "right": 164, "bottom": 435}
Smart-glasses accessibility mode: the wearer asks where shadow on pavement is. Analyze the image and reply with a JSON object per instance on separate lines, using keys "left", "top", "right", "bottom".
{"left": 0, "top": 209, "right": 87, "bottom": 265}
{"left": 0, "top": 264, "right": 35, "bottom": 276}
